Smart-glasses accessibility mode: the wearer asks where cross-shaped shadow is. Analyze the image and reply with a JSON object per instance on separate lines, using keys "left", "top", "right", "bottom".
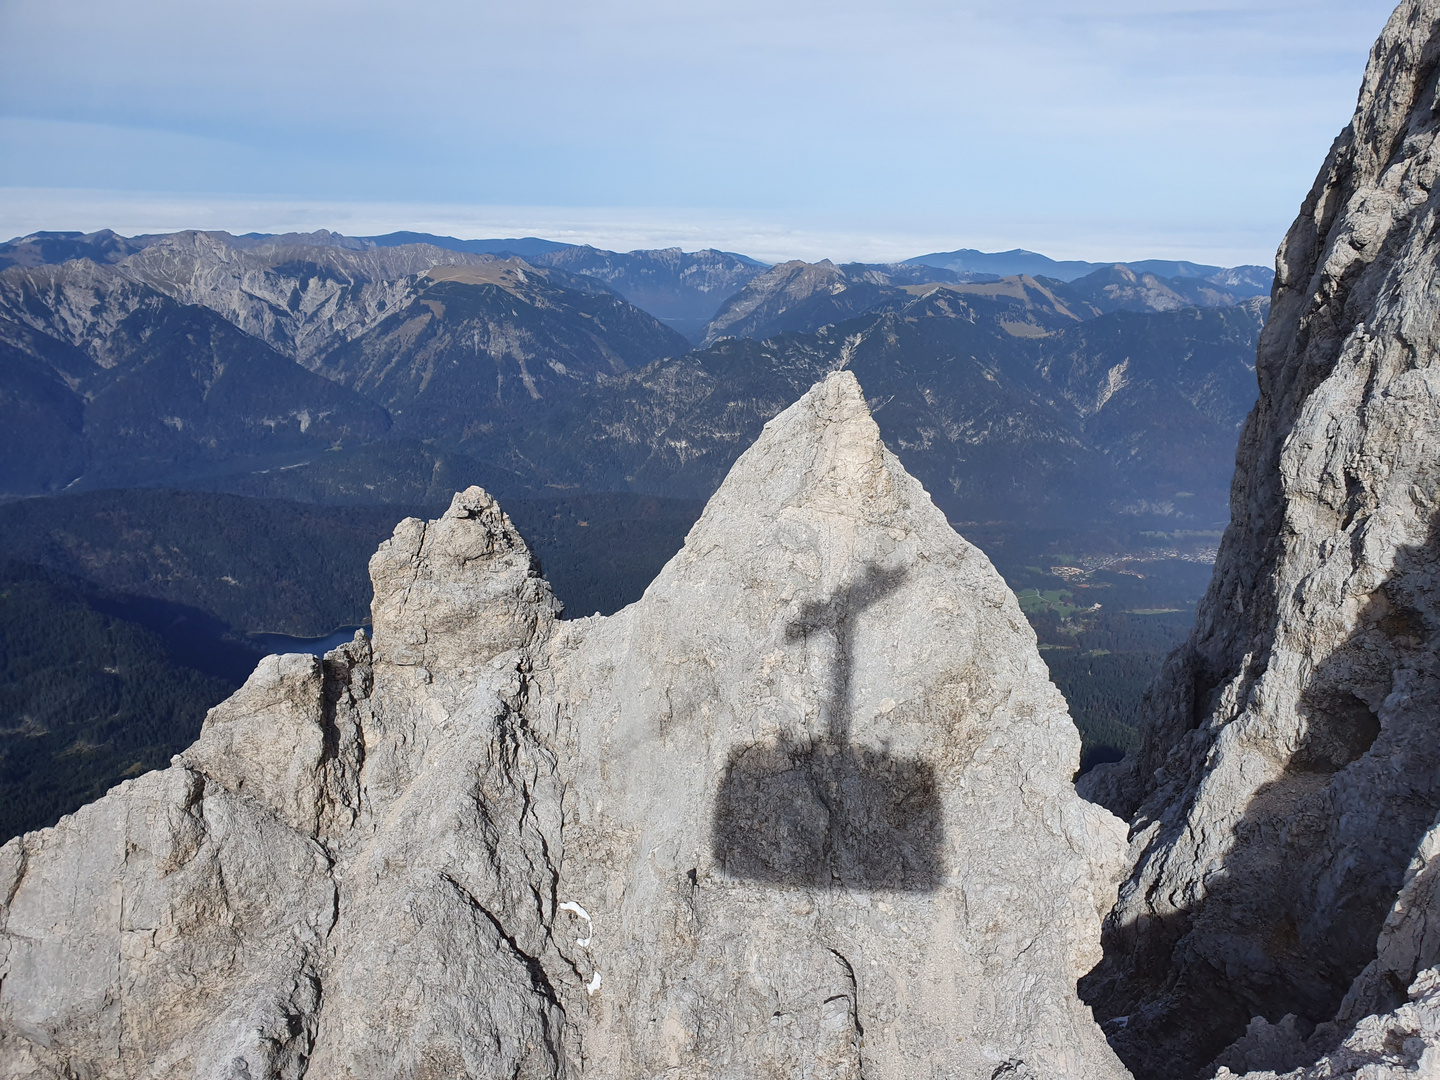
{"left": 710, "top": 562, "right": 944, "bottom": 891}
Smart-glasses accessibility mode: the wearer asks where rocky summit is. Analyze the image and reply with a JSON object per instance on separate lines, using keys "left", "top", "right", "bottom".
{"left": 0, "top": 371, "right": 1130, "bottom": 1079}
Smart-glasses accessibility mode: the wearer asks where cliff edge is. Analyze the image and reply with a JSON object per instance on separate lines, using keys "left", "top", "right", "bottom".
{"left": 1078, "top": 2, "right": 1440, "bottom": 1076}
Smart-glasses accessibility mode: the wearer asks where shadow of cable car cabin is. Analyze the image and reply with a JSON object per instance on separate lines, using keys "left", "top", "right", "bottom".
{"left": 709, "top": 562, "right": 945, "bottom": 892}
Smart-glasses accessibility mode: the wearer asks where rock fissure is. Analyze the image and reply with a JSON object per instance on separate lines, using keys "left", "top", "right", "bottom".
{"left": 441, "top": 871, "right": 566, "bottom": 1008}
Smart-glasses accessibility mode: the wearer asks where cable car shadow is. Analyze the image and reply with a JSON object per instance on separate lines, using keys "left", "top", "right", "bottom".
{"left": 709, "top": 562, "right": 944, "bottom": 892}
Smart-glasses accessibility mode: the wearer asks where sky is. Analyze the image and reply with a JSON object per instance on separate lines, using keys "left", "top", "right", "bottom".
{"left": 0, "top": 0, "right": 1402, "bottom": 265}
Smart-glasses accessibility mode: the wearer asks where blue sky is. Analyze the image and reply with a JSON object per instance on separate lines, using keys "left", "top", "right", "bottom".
{"left": 0, "top": 0, "right": 1401, "bottom": 264}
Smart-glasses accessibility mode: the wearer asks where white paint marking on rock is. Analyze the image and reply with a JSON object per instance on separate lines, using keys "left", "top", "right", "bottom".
{"left": 559, "top": 900, "right": 594, "bottom": 947}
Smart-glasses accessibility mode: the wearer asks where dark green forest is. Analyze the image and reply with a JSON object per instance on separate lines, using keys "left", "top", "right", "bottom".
{"left": 0, "top": 561, "right": 241, "bottom": 842}
{"left": 0, "top": 490, "right": 414, "bottom": 637}
{"left": 978, "top": 529, "right": 1217, "bottom": 773}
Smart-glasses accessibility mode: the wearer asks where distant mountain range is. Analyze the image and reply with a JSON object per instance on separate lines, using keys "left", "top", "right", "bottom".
{"left": 701, "top": 258, "right": 1270, "bottom": 346}
{"left": 907, "top": 246, "right": 1275, "bottom": 289}
{"left": 0, "top": 227, "right": 1268, "bottom": 533}
{"left": 0, "top": 230, "right": 768, "bottom": 344}
{"left": 0, "top": 228, "right": 1273, "bottom": 342}
{"left": 0, "top": 233, "right": 692, "bottom": 493}
{"left": 0, "top": 225, "right": 1270, "bottom": 839}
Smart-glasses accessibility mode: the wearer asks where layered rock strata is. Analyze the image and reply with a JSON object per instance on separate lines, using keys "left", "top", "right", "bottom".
{"left": 1079, "top": 2, "right": 1440, "bottom": 1076}
{"left": 0, "top": 371, "right": 1129, "bottom": 1079}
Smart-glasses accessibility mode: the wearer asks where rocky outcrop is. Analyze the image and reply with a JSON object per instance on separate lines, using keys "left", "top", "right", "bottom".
{"left": 529, "top": 371, "right": 1128, "bottom": 1078}
{"left": 0, "top": 489, "right": 571, "bottom": 1079}
{"left": 0, "top": 371, "right": 1130, "bottom": 1078}
{"left": 1078, "top": 2, "right": 1440, "bottom": 1076}
{"left": 1214, "top": 968, "right": 1440, "bottom": 1079}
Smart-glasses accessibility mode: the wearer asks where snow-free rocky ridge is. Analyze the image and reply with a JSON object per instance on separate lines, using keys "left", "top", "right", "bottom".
{"left": 0, "top": 370, "right": 1130, "bottom": 1079}
{"left": 1079, "top": 1, "right": 1440, "bottom": 1076}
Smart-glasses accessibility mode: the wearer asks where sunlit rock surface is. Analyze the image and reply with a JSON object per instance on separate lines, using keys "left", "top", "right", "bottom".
{"left": 0, "top": 371, "right": 1128, "bottom": 1079}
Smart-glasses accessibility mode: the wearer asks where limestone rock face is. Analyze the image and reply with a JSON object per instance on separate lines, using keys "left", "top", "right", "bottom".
{"left": 1078, "top": 2, "right": 1440, "bottom": 1076}
{"left": 114, "top": 231, "right": 481, "bottom": 364}
{"left": 367, "top": 485, "right": 563, "bottom": 701}
{"left": 0, "top": 372, "right": 1128, "bottom": 1079}
{"left": 0, "top": 640, "right": 373, "bottom": 1080}
{"left": 533, "top": 371, "right": 1128, "bottom": 1079}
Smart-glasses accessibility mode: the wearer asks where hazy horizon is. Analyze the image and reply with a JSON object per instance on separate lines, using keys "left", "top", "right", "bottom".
{"left": 1, "top": 0, "right": 1402, "bottom": 265}
{"left": 0, "top": 197, "right": 1291, "bottom": 268}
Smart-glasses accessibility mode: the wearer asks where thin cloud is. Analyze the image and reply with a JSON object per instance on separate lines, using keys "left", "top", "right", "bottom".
{"left": 0, "top": 188, "right": 1293, "bottom": 267}
{"left": 0, "top": 0, "right": 1401, "bottom": 262}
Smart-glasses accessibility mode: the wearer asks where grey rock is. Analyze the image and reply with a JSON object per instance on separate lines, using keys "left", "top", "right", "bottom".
{"left": 116, "top": 231, "right": 487, "bottom": 364}
{"left": 1078, "top": 1, "right": 1440, "bottom": 1075}
{"left": 1336, "top": 814, "right": 1440, "bottom": 1027}
{"left": 531, "top": 370, "right": 1128, "bottom": 1078}
{"left": 1215, "top": 968, "right": 1440, "bottom": 1080}
{"left": 0, "top": 260, "right": 161, "bottom": 364}
{"left": 0, "top": 371, "right": 1130, "bottom": 1079}
{"left": 0, "top": 641, "right": 370, "bottom": 1079}
{"left": 0, "top": 233, "right": 469, "bottom": 366}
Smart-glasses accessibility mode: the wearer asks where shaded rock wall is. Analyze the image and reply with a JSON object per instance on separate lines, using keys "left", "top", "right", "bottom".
{"left": 1079, "top": 2, "right": 1440, "bottom": 1075}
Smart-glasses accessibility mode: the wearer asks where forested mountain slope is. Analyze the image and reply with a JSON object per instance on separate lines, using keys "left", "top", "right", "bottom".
{"left": 314, "top": 265, "right": 688, "bottom": 437}
{"left": 0, "top": 269, "right": 390, "bottom": 495}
